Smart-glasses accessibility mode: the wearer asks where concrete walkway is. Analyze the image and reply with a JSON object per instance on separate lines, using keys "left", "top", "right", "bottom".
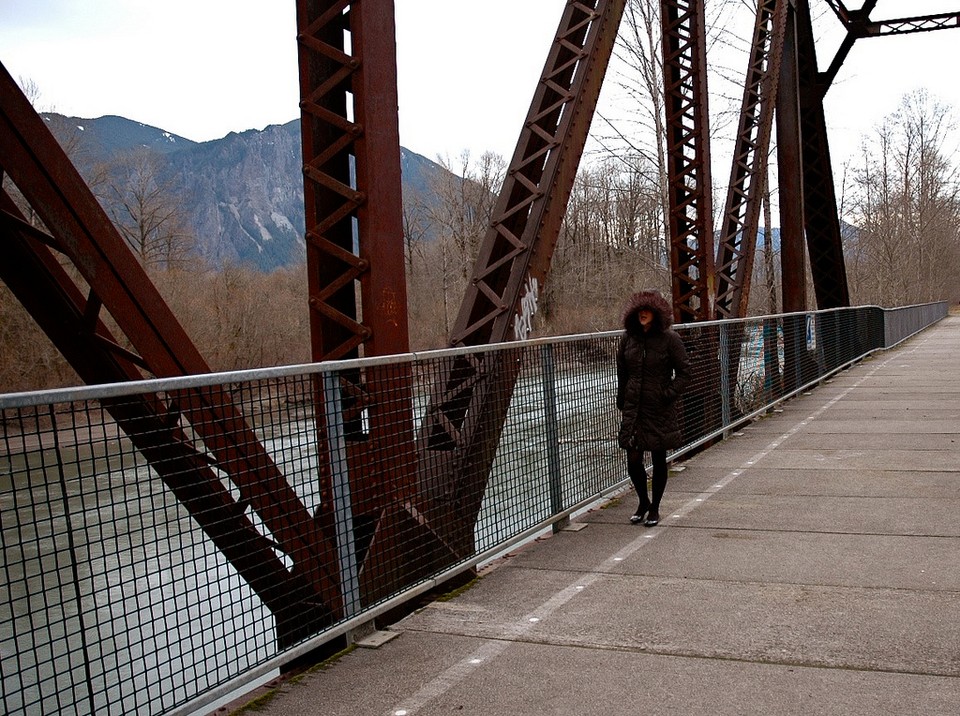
{"left": 229, "top": 316, "right": 960, "bottom": 716}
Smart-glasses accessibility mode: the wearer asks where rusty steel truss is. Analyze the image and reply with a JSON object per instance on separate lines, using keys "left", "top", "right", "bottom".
{"left": 5, "top": 0, "right": 960, "bottom": 653}
{"left": 714, "top": 0, "right": 786, "bottom": 320}
{"left": 726, "top": 0, "right": 960, "bottom": 317}
{"left": 660, "top": 0, "right": 715, "bottom": 323}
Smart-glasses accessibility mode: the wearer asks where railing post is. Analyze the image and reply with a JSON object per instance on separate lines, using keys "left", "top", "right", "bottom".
{"left": 719, "top": 322, "right": 732, "bottom": 435}
{"left": 321, "top": 371, "right": 361, "bottom": 621}
{"left": 540, "top": 344, "right": 566, "bottom": 532}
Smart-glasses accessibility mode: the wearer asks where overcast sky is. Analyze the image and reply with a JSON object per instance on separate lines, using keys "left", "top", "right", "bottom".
{"left": 2, "top": 1, "right": 960, "bottom": 170}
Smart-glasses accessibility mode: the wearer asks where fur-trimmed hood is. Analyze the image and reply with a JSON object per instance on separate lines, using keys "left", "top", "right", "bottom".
{"left": 622, "top": 290, "right": 674, "bottom": 334}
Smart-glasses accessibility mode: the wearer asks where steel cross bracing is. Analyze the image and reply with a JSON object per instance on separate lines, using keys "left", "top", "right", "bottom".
{"left": 711, "top": 0, "right": 960, "bottom": 318}
{"left": 0, "top": 63, "right": 341, "bottom": 648}
{"left": 410, "top": 0, "right": 628, "bottom": 560}
{"left": 823, "top": 1, "right": 960, "bottom": 36}
{"left": 794, "top": 0, "right": 960, "bottom": 311}
{"left": 714, "top": 0, "right": 787, "bottom": 320}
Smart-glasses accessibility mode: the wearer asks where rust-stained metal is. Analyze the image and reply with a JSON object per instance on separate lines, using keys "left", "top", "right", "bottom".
{"left": 0, "top": 62, "right": 342, "bottom": 646}
{"left": 298, "top": 0, "right": 409, "bottom": 362}
{"left": 714, "top": 0, "right": 787, "bottom": 320}
{"left": 823, "top": 0, "right": 960, "bottom": 36}
{"left": 660, "top": 0, "right": 715, "bottom": 323}
{"left": 412, "top": 0, "right": 628, "bottom": 557}
{"left": 295, "top": 0, "right": 420, "bottom": 605}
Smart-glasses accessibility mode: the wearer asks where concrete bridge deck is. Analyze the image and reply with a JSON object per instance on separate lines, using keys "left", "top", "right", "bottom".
{"left": 228, "top": 315, "right": 960, "bottom": 716}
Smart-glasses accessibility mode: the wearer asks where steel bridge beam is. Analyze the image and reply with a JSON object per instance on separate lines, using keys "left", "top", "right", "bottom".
{"left": 776, "top": 3, "right": 807, "bottom": 314}
{"left": 796, "top": 0, "right": 850, "bottom": 310}
{"left": 296, "top": 0, "right": 423, "bottom": 606}
{"left": 410, "top": 0, "right": 627, "bottom": 558}
{"left": 714, "top": 0, "right": 787, "bottom": 320}
{"left": 660, "top": 0, "right": 715, "bottom": 323}
{"left": 297, "top": 0, "right": 409, "bottom": 362}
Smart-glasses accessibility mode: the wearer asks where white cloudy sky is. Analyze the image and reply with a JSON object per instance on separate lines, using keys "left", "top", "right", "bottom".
{"left": 2, "top": 0, "right": 960, "bottom": 170}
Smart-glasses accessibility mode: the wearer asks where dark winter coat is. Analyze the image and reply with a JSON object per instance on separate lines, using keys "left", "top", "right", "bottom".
{"left": 616, "top": 291, "right": 691, "bottom": 451}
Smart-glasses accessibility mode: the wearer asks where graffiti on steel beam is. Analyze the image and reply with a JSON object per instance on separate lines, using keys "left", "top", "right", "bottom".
{"left": 513, "top": 275, "right": 540, "bottom": 341}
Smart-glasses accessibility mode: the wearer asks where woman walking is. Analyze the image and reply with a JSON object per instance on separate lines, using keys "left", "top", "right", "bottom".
{"left": 616, "top": 290, "right": 691, "bottom": 526}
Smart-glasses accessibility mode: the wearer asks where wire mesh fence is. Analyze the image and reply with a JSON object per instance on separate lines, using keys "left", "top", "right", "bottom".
{"left": 0, "top": 303, "right": 946, "bottom": 715}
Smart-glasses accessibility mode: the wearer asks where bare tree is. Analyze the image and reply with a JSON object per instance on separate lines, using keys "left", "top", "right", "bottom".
{"left": 101, "top": 148, "right": 196, "bottom": 269}
{"left": 543, "top": 156, "right": 670, "bottom": 333}
{"left": 606, "top": 0, "right": 670, "bottom": 245}
{"left": 847, "top": 90, "right": 960, "bottom": 307}
{"left": 409, "top": 151, "right": 506, "bottom": 341}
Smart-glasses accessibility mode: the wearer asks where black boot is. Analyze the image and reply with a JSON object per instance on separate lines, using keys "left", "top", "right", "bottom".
{"left": 646, "top": 454, "right": 667, "bottom": 526}
{"left": 629, "top": 473, "right": 650, "bottom": 524}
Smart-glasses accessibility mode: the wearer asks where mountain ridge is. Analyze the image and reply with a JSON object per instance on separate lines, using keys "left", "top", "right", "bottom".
{"left": 42, "top": 112, "right": 447, "bottom": 271}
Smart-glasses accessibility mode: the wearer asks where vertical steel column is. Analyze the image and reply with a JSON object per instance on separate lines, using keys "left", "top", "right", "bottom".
{"left": 659, "top": 1, "right": 720, "bottom": 455}
{"left": 297, "top": 1, "right": 419, "bottom": 595}
{"left": 660, "top": 0, "right": 715, "bottom": 323}
{"left": 776, "top": 5, "right": 807, "bottom": 394}
{"left": 795, "top": 0, "right": 849, "bottom": 309}
{"left": 298, "top": 0, "right": 409, "bottom": 362}
{"left": 776, "top": 2, "right": 806, "bottom": 314}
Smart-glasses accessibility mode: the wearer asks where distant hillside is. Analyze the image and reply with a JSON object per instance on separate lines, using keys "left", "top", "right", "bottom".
{"left": 43, "top": 113, "right": 197, "bottom": 157}
{"left": 42, "top": 112, "right": 450, "bottom": 271}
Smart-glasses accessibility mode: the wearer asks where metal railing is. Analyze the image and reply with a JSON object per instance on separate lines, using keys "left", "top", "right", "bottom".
{"left": 0, "top": 302, "right": 947, "bottom": 715}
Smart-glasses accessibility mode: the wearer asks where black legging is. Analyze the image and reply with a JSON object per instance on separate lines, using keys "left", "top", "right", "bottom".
{"left": 627, "top": 448, "right": 668, "bottom": 510}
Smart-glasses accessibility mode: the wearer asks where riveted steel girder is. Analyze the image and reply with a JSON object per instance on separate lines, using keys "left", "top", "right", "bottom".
{"left": 415, "top": 0, "right": 627, "bottom": 556}
{"left": 297, "top": 0, "right": 409, "bottom": 362}
{"left": 714, "top": 0, "right": 787, "bottom": 319}
{"left": 660, "top": 0, "right": 715, "bottom": 323}
{"left": 296, "top": 0, "right": 421, "bottom": 607}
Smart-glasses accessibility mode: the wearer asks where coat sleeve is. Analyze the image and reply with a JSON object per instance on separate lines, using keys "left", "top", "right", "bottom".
{"left": 664, "top": 331, "right": 691, "bottom": 402}
{"left": 616, "top": 336, "right": 627, "bottom": 410}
